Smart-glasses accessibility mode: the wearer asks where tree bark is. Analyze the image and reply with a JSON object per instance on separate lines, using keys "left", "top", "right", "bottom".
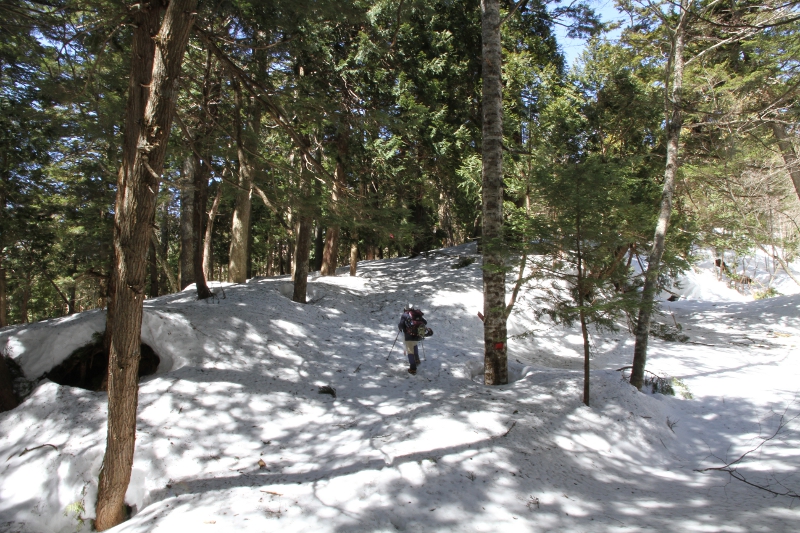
{"left": 203, "top": 183, "right": 222, "bottom": 281}
{"left": 148, "top": 240, "right": 158, "bottom": 297}
{"left": 314, "top": 224, "right": 324, "bottom": 271}
{"left": 630, "top": 2, "right": 688, "bottom": 391}
{"left": 228, "top": 79, "right": 255, "bottom": 283}
{"left": 350, "top": 240, "right": 358, "bottom": 276}
{"left": 772, "top": 122, "right": 800, "bottom": 202}
{"left": 0, "top": 354, "right": 17, "bottom": 412}
{"left": 292, "top": 215, "right": 312, "bottom": 302}
{"left": 0, "top": 260, "right": 7, "bottom": 327}
{"left": 481, "top": 0, "right": 508, "bottom": 386}
{"left": 179, "top": 156, "right": 196, "bottom": 289}
{"left": 320, "top": 128, "right": 348, "bottom": 276}
{"left": 191, "top": 52, "right": 219, "bottom": 300}
{"left": 96, "top": 2, "right": 197, "bottom": 530}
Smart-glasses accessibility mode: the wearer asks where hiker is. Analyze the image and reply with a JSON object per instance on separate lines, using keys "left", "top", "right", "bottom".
{"left": 398, "top": 305, "right": 432, "bottom": 375}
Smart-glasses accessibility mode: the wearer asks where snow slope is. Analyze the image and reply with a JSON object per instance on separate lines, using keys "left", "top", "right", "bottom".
{"left": 1, "top": 242, "right": 799, "bottom": 532}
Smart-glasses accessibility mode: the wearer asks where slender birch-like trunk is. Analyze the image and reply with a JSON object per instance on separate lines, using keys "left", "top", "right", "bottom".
{"left": 630, "top": 2, "right": 689, "bottom": 391}
{"left": 481, "top": 0, "right": 508, "bottom": 385}
{"left": 96, "top": 2, "right": 197, "bottom": 529}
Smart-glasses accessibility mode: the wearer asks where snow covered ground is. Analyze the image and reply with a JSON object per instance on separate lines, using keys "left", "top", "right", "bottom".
{"left": 1, "top": 243, "right": 800, "bottom": 533}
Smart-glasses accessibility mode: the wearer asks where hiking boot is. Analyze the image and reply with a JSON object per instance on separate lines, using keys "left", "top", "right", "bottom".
{"left": 408, "top": 368, "right": 416, "bottom": 375}
{"left": 414, "top": 357, "right": 421, "bottom": 365}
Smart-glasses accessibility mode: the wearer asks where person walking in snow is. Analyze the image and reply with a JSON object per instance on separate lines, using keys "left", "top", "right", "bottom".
{"left": 398, "top": 305, "right": 432, "bottom": 375}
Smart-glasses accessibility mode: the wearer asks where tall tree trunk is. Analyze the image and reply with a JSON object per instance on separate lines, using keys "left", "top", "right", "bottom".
{"left": 293, "top": 138, "right": 318, "bottom": 302}
{"left": 320, "top": 128, "right": 347, "bottom": 276}
{"left": 179, "top": 156, "right": 196, "bottom": 289}
{"left": 203, "top": 183, "right": 222, "bottom": 281}
{"left": 159, "top": 200, "right": 169, "bottom": 294}
{"left": 148, "top": 240, "right": 158, "bottom": 297}
{"left": 96, "top": 2, "right": 196, "bottom": 530}
{"left": 20, "top": 277, "right": 30, "bottom": 324}
{"left": 228, "top": 80, "right": 255, "bottom": 283}
{"left": 0, "top": 260, "right": 7, "bottom": 327}
{"left": 321, "top": 226, "right": 340, "bottom": 275}
{"left": 0, "top": 353, "right": 17, "bottom": 412}
{"left": 314, "top": 224, "right": 324, "bottom": 271}
{"left": 350, "top": 239, "right": 358, "bottom": 276}
{"left": 192, "top": 152, "right": 212, "bottom": 299}
{"left": 630, "top": 3, "right": 688, "bottom": 391}
{"left": 292, "top": 214, "right": 312, "bottom": 303}
{"left": 772, "top": 123, "right": 800, "bottom": 202}
{"left": 481, "top": 0, "right": 508, "bottom": 386}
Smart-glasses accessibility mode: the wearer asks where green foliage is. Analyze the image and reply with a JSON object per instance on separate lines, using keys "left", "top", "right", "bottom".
{"left": 754, "top": 287, "right": 781, "bottom": 300}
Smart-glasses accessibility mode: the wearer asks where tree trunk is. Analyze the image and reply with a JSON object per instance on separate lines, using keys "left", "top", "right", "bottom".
{"left": 0, "top": 260, "right": 7, "bottom": 327}
{"left": 0, "top": 354, "right": 17, "bottom": 412}
{"left": 203, "top": 183, "right": 222, "bottom": 281}
{"left": 314, "top": 224, "right": 324, "bottom": 271}
{"left": 481, "top": 0, "right": 508, "bottom": 386}
{"left": 96, "top": 2, "right": 196, "bottom": 530}
{"left": 179, "top": 156, "right": 196, "bottom": 290}
{"left": 192, "top": 152, "right": 213, "bottom": 299}
{"left": 159, "top": 201, "right": 169, "bottom": 294}
{"left": 350, "top": 240, "right": 358, "bottom": 276}
{"left": 772, "top": 123, "right": 800, "bottom": 202}
{"left": 292, "top": 215, "right": 312, "bottom": 303}
{"left": 150, "top": 230, "right": 179, "bottom": 294}
{"left": 320, "top": 128, "right": 347, "bottom": 276}
{"left": 228, "top": 80, "right": 255, "bottom": 284}
{"left": 148, "top": 240, "right": 158, "bottom": 297}
{"left": 320, "top": 226, "right": 340, "bottom": 275}
{"left": 630, "top": 3, "right": 688, "bottom": 391}
{"left": 20, "top": 277, "right": 30, "bottom": 324}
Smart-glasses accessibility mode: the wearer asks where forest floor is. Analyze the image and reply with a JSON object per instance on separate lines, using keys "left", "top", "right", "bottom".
{"left": 1, "top": 243, "right": 800, "bottom": 533}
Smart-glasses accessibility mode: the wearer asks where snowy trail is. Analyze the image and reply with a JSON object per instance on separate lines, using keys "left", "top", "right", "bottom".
{"left": 1, "top": 243, "right": 799, "bottom": 532}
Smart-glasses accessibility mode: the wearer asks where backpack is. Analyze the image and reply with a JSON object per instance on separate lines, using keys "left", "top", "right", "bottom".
{"left": 402, "top": 309, "right": 431, "bottom": 338}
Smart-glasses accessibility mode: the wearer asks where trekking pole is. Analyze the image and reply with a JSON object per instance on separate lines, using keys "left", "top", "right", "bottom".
{"left": 387, "top": 330, "right": 400, "bottom": 360}
{"left": 421, "top": 340, "right": 426, "bottom": 361}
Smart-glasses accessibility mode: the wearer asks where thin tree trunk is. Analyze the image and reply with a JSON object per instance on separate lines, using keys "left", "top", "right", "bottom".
{"left": 192, "top": 153, "right": 212, "bottom": 299}
{"left": 321, "top": 226, "right": 340, "bottom": 275}
{"left": 179, "top": 156, "right": 196, "bottom": 289}
{"left": 0, "top": 354, "right": 17, "bottom": 412}
{"left": 192, "top": 52, "right": 219, "bottom": 300}
{"left": 292, "top": 215, "right": 312, "bottom": 302}
{"left": 150, "top": 231, "right": 179, "bottom": 293}
{"left": 159, "top": 201, "right": 169, "bottom": 294}
{"left": 228, "top": 79, "right": 255, "bottom": 283}
{"left": 96, "top": 2, "right": 196, "bottom": 529}
{"left": 148, "top": 241, "right": 158, "bottom": 297}
{"left": 321, "top": 128, "right": 347, "bottom": 276}
{"left": 20, "top": 277, "right": 30, "bottom": 324}
{"left": 630, "top": 3, "right": 688, "bottom": 391}
{"left": 203, "top": 183, "right": 222, "bottom": 282}
{"left": 314, "top": 224, "right": 324, "bottom": 271}
{"left": 772, "top": 123, "right": 800, "bottom": 202}
{"left": 481, "top": 0, "right": 508, "bottom": 386}
{"left": 0, "top": 260, "right": 7, "bottom": 327}
{"left": 576, "top": 186, "right": 590, "bottom": 406}
{"left": 350, "top": 240, "right": 358, "bottom": 276}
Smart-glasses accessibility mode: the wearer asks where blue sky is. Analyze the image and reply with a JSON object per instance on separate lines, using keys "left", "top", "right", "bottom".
{"left": 554, "top": 0, "right": 626, "bottom": 67}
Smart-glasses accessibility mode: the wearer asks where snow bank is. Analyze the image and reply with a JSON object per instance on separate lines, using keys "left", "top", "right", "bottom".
{"left": 1, "top": 244, "right": 799, "bottom": 533}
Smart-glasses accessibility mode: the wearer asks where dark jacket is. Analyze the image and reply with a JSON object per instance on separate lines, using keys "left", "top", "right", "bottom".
{"left": 399, "top": 310, "right": 428, "bottom": 341}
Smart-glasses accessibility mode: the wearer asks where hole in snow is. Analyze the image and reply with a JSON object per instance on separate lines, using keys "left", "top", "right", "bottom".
{"left": 46, "top": 335, "right": 161, "bottom": 391}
